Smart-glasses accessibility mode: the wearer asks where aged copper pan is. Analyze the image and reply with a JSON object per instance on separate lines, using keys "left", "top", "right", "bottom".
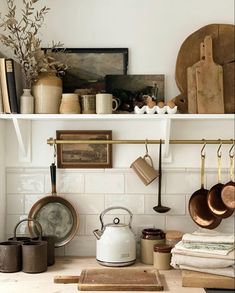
{"left": 28, "top": 163, "right": 79, "bottom": 247}
{"left": 207, "top": 143, "right": 234, "bottom": 218}
{"left": 189, "top": 143, "right": 221, "bottom": 229}
{"left": 221, "top": 143, "right": 235, "bottom": 210}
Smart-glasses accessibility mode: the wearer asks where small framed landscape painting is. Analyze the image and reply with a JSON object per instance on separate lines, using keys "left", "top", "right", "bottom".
{"left": 56, "top": 130, "right": 112, "bottom": 168}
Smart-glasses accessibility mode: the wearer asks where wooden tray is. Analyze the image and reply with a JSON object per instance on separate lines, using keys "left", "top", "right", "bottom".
{"left": 54, "top": 268, "right": 164, "bottom": 291}
{"left": 182, "top": 270, "right": 235, "bottom": 289}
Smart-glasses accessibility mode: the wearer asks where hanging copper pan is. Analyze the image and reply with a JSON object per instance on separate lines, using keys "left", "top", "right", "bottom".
{"left": 189, "top": 143, "right": 221, "bottom": 229}
{"left": 28, "top": 163, "right": 79, "bottom": 247}
{"left": 221, "top": 143, "right": 235, "bottom": 210}
{"left": 207, "top": 142, "right": 234, "bottom": 218}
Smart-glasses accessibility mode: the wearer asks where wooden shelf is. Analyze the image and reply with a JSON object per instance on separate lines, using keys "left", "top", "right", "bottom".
{"left": 0, "top": 113, "right": 234, "bottom": 121}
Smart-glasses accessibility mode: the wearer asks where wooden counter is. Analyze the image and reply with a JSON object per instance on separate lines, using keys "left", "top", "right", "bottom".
{"left": 0, "top": 257, "right": 205, "bottom": 293}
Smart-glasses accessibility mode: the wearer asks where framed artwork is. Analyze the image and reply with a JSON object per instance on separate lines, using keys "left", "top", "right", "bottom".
{"left": 45, "top": 48, "right": 128, "bottom": 93}
{"left": 56, "top": 130, "right": 112, "bottom": 168}
{"left": 105, "top": 74, "right": 165, "bottom": 112}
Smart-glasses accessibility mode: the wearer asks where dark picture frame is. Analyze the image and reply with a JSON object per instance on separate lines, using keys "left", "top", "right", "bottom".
{"left": 44, "top": 48, "right": 128, "bottom": 93}
{"left": 56, "top": 130, "right": 112, "bottom": 168}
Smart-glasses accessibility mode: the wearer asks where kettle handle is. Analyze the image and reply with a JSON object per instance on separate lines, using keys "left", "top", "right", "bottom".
{"left": 100, "top": 206, "right": 133, "bottom": 230}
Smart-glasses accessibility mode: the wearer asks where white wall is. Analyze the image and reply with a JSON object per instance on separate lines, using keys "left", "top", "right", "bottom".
{"left": 0, "top": 0, "right": 234, "bottom": 254}
{"left": 0, "top": 121, "right": 6, "bottom": 241}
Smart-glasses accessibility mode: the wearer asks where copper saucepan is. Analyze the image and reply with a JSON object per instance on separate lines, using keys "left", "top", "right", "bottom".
{"left": 28, "top": 163, "right": 79, "bottom": 247}
{"left": 207, "top": 142, "right": 234, "bottom": 218}
{"left": 221, "top": 143, "right": 235, "bottom": 210}
{"left": 188, "top": 143, "right": 221, "bottom": 229}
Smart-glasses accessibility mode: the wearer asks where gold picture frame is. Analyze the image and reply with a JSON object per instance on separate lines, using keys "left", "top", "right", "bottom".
{"left": 56, "top": 130, "right": 112, "bottom": 168}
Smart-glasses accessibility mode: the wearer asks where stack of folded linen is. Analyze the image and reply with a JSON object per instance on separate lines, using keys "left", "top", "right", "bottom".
{"left": 171, "top": 229, "right": 235, "bottom": 278}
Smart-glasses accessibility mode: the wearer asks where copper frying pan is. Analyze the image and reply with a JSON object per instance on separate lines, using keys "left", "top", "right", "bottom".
{"left": 189, "top": 143, "right": 221, "bottom": 229}
{"left": 221, "top": 143, "right": 235, "bottom": 210}
{"left": 28, "top": 163, "right": 79, "bottom": 247}
{"left": 207, "top": 143, "right": 234, "bottom": 218}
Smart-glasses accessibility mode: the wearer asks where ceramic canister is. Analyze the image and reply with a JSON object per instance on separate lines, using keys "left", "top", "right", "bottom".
{"left": 140, "top": 228, "right": 165, "bottom": 265}
{"left": 59, "top": 93, "right": 81, "bottom": 114}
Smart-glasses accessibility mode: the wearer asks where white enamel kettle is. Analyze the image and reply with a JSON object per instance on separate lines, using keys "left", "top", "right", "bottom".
{"left": 93, "top": 206, "right": 136, "bottom": 267}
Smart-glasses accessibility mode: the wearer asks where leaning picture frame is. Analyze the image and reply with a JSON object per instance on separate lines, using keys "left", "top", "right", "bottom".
{"left": 56, "top": 130, "right": 112, "bottom": 168}
{"left": 44, "top": 48, "right": 128, "bottom": 93}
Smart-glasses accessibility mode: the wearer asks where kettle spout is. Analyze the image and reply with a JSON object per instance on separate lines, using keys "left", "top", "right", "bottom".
{"left": 93, "top": 229, "right": 103, "bottom": 240}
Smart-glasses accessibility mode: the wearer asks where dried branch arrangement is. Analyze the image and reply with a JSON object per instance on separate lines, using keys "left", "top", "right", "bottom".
{"left": 0, "top": 0, "right": 67, "bottom": 88}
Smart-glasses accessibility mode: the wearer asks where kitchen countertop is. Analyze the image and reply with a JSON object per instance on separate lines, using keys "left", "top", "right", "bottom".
{"left": 0, "top": 257, "right": 206, "bottom": 293}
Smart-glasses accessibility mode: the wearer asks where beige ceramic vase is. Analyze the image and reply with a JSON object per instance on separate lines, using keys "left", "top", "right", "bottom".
{"left": 33, "top": 72, "right": 62, "bottom": 114}
{"left": 59, "top": 93, "right": 81, "bottom": 114}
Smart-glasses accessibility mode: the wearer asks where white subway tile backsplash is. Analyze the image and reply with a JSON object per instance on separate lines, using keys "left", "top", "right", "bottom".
{"left": 145, "top": 194, "right": 186, "bottom": 215}
{"left": 45, "top": 173, "right": 84, "bottom": 194}
{"left": 77, "top": 215, "right": 85, "bottom": 236}
{"left": 6, "top": 215, "right": 28, "bottom": 236}
{"left": 105, "top": 194, "right": 144, "bottom": 214}
{"left": 165, "top": 172, "right": 200, "bottom": 194}
{"left": 125, "top": 173, "right": 162, "bottom": 194}
{"left": 206, "top": 172, "right": 229, "bottom": 189}
{"left": 85, "top": 174, "right": 124, "bottom": 194}
{"left": 130, "top": 215, "right": 165, "bottom": 236}
{"left": 65, "top": 236, "right": 96, "bottom": 256}
{"left": 7, "top": 173, "right": 44, "bottom": 194}
{"left": 64, "top": 194, "right": 105, "bottom": 214}
{"left": 24, "top": 194, "right": 45, "bottom": 214}
{"left": 166, "top": 215, "right": 198, "bottom": 233}
{"left": 7, "top": 194, "right": 24, "bottom": 214}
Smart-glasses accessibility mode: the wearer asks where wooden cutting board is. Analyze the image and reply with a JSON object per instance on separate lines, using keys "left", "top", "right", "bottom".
{"left": 54, "top": 268, "right": 163, "bottom": 291}
{"left": 195, "top": 35, "right": 224, "bottom": 114}
{"left": 182, "top": 270, "right": 235, "bottom": 289}
{"left": 187, "top": 42, "right": 205, "bottom": 113}
{"left": 174, "top": 23, "right": 235, "bottom": 113}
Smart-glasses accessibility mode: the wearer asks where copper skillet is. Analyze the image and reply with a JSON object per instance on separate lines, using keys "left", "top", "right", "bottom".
{"left": 188, "top": 142, "right": 221, "bottom": 229}
{"left": 221, "top": 143, "right": 235, "bottom": 209}
{"left": 207, "top": 142, "right": 234, "bottom": 218}
{"left": 28, "top": 163, "right": 79, "bottom": 247}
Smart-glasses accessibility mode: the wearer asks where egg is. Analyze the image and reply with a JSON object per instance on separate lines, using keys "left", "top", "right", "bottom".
{"left": 167, "top": 100, "right": 176, "bottom": 109}
{"left": 157, "top": 101, "right": 165, "bottom": 108}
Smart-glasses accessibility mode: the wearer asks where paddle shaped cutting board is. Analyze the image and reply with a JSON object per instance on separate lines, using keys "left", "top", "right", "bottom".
{"left": 187, "top": 42, "right": 205, "bottom": 113}
{"left": 196, "top": 35, "right": 224, "bottom": 114}
{"left": 54, "top": 268, "right": 164, "bottom": 291}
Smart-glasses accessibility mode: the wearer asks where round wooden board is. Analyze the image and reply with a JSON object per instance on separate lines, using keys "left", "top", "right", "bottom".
{"left": 174, "top": 23, "right": 235, "bottom": 113}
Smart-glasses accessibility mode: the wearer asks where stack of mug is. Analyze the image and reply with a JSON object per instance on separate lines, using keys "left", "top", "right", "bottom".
{"left": 59, "top": 92, "right": 119, "bottom": 114}
{"left": 0, "top": 218, "right": 55, "bottom": 273}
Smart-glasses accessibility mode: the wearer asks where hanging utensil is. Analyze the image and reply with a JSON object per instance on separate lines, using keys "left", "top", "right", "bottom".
{"left": 28, "top": 144, "right": 79, "bottom": 247}
{"left": 189, "top": 141, "right": 221, "bottom": 229}
{"left": 207, "top": 141, "right": 234, "bottom": 218}
{"left": 221, "top": 142, "right": 235, "bottom": 209}
{"left": 153, "top": 139, "right": 170, "bottom": 213}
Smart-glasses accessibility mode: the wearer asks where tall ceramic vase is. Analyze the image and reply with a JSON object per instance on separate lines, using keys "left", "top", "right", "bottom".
{"left": 32, "top": 72, "right": 62, "bottom": 114}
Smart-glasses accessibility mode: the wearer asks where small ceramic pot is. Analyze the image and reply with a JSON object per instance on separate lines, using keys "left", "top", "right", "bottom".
{"left": 59, "top": 93, "right": 81, "bottom": 114}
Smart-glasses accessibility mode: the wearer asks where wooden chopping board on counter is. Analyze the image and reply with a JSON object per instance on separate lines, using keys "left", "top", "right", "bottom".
{"left": 54, "top": 268, "right": 164, "bottom": 291}
{"left": 182, "top": 270, "right": 235, "bottom": 289}
{"left": 174, "top": 23, "right": 235, "bottom": 113}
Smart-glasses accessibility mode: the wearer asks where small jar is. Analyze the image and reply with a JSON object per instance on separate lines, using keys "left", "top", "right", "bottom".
{"left": 20, "top": 89, "right": 34, "bottom": 114}
{"left": 153, "top": 244, "right": 172, "bottom": 270}
{"left": 165, "top": 230, "right": 183, "bottom": 247}
{"left": 140, "top": 228, "right": 165, "bottom": 265}
{"left": 59, "top": 93, "right": 81, "bottom": 114}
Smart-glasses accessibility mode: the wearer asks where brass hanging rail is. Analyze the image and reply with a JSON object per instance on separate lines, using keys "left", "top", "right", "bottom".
{"left": 47, "top": 138, "right": 235, "bottom": 145}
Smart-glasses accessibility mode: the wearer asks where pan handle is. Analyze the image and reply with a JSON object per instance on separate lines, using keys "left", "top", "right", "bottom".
{"left": 50, "top": 163, "right": 57, "bottom": 195}
{"left": 13, "top": 218, "right": 43, "bottom": 241}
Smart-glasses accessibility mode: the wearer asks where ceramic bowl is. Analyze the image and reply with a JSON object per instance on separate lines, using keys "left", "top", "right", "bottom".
{"left": 134, "top": 105, "right": 146, "bottom": 114}
{"left": 166, "top": 106, "right": 177, "bottom": 114}
{"left": 156, "top": 106, "right": 167, "bottom": 114}
{"left": 146, "top": 106, "right": 156, "bottom": 114}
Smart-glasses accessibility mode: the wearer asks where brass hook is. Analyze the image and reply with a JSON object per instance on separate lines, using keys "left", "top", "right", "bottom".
{"left": 229, "top": 141, "right": 235, "bottom": 158}
{"left": 201, "top": 139, "right": 206, "bottom": 158}
{"left": 145, "top": 139, "right": 149, "bottom": 156}
{"left": 53, "top": 139, "right": 57, "bottom": 164}
{"left": 217, "top": 139, "right": 222, "bottom": 158}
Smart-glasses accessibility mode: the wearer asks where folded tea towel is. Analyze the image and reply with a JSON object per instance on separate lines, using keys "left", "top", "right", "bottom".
{"left": 178, "top": 265, "right": 235, "bottom": 278}
{"left": 171, "top": 252, "right": 234, "bottom": 269}
{"left": 182, "top": 228, "right": 234, "bottom": 244}
{"left": 175, "top": 240, "right": 234, "bottom": 255}
{"left": 172, "top": 246, "right": 235, "bottom": 260}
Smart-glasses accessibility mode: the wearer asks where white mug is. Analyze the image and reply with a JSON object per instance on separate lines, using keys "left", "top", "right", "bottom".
{"left": 96, "top": 93, "right": 119, "bottom": 114}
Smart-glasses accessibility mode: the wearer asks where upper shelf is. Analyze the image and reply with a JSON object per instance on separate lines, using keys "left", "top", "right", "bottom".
{"left": 0, "top": 113, "right": 234, "bottom": 121}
